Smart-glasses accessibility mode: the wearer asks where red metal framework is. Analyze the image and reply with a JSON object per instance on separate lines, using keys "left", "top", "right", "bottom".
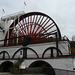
{"left": 4, "top": 12, "right": 61, "bottom": 46}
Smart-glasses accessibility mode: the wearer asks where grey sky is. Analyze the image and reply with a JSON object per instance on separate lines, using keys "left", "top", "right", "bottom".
{"left": 0, "top": 0, "right": 75, "bottom": 40}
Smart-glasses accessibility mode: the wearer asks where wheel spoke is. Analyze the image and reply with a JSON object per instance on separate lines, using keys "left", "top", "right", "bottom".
{"left": 33, "top": 15, "right": 42, "bottom": 34}
{"left": 32, "top": 15, "right": 42, "bottom": 34}
{"left": 19, "top": 21, "right": 25, "bottom": 35}
{"left": 22, "top": 16, "right": 26, "bottom": 35}
{"left": 30, "top": 15, "right": 32, "bottom": 34}
{"left": 25, "top": 18, "right": 28, "bottom": 35}
{"left": 44, "top": 23, "right": 54, "bottom": 30}
{"left": 15, "top": 27, "right": 23, "bottom": 36}
{"left": 27, "top": 14, "right": 29, "bottom": 35}
{"left": 49, "top": 30, "right": 57, "bottom": 34}
{"left": 35, "top": 18, "right": 49, "bottom": 34}
{"left": 33, "top": 16, "right": 45, "bottom": 34}
{"left": 45, "top": 24, "right": 55, "bottom": 32}
{"left": 30, "top": 14, "right": 36, "bottom": 35}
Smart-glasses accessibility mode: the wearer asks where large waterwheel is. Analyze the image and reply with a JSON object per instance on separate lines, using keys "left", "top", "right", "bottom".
{"left": 4, "top": 12, "right": 61, "bottom": 46}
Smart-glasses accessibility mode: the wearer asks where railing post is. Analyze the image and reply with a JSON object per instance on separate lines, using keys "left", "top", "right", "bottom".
{"left": 23, "top": 48, "right": 27, "bottom": 58}
{"left": 55, "top": 33, "right": 59, "bottom": 56}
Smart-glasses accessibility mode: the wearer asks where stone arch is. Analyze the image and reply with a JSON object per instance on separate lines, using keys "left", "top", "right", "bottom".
{"left": 0, "top": 61, "right": 13, "bottom": 72}
{"left": 29, "top": 60, "right": 55, "bottom": 75}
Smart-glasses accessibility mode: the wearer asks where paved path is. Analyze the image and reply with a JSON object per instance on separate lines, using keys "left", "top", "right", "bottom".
{"left": 0, "top": 72, "right": 46, "bottom": 75}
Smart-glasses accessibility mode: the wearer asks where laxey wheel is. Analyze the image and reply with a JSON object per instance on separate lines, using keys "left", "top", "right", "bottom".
{"left": 4, "top": 12, "right": 61, "bottom": 46}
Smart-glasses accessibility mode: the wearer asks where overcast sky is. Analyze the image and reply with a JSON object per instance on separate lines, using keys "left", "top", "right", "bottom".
{"left": 0, "top": 0, "right": 75, "bottom": 40}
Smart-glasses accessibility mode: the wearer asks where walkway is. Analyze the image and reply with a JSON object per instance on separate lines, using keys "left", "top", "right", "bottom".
{"left": 0, "top": 72, "right": 46, "bottom": 75}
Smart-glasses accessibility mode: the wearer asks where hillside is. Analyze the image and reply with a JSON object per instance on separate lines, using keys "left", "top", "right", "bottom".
{"left": 70, "top": 41, "right": 75, "bottom": 54}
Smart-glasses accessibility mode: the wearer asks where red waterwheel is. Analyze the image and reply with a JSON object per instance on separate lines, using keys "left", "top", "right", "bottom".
{"left": 5, "top": 12, "right": 61, "bottom": 46}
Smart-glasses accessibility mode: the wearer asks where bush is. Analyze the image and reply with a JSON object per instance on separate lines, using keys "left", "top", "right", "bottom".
{"left": 70, "top": 41, "right": 75, "bottom": 48}
{"left": 13, "top": 62, "right": 21, "bottom": 68}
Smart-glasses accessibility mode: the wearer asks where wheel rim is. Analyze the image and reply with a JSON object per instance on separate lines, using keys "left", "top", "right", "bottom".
{"left": 5, "top": 12, "right": 61, "bottom": 45}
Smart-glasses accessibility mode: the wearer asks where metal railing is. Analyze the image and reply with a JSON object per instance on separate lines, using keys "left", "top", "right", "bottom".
{"left": 0, "top": 33, "right": 61, "bottom": 47}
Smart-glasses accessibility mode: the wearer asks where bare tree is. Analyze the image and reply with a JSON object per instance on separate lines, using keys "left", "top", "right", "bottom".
{"left": 72, "top": 35, "right": 75, "bottom": 41}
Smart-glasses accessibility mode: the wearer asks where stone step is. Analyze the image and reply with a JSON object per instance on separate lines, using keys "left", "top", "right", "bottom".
{"left": 0, "top": 72, "right": 10, "bottom": 75}
{"left": 10, "top": 67, "right": 54, "bottom": 74}
{"left": 10, "top": 67, "right": 49, "bottom": 74}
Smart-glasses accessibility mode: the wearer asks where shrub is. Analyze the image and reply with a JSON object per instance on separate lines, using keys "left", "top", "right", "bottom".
{"left": 13, "top": 62, "right": 21, "bottom": 68}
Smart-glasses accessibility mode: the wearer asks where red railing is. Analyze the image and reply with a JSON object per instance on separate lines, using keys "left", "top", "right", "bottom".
{"left": 0, "top": 33, "right": 68, "bottom": 47}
